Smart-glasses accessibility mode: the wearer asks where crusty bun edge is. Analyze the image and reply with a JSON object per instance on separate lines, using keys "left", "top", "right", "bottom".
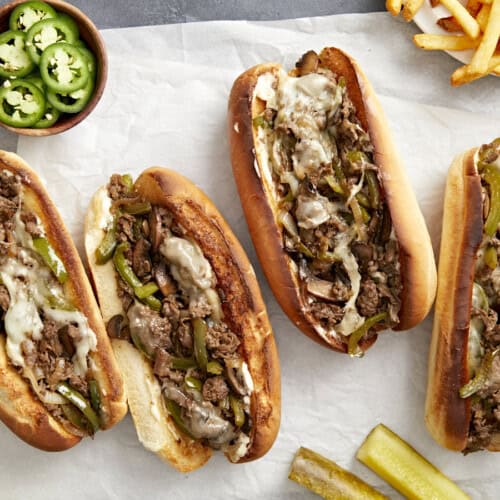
{"left": 0, "top": 150, "right": 127, "bottom": 450}
{"left": 228, "top": 48, "right": 436, "bottom": 353}
{"left": 424, "top": 149, "right": 482, "bottom": 451}
{"left": 85, "top": 168, "right": 280, "bottom": 468}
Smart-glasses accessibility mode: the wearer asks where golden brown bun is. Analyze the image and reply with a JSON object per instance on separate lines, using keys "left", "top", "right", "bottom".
{"left": 228, "top": 47, "right": 437, "bottom": 353}
{"left": 0, "top": 150, "right": 127, "bottom": 451}
{"left": 85, "top": 168, "right": 281, "bottom": 470}
{"left": 425, "top": 148, "right": 500, "bottom": 452}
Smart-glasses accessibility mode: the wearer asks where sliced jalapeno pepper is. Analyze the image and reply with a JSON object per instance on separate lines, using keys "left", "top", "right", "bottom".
{"left": 348, "top": 311, "right": 388, "bottom": 356}
{"left": 78, "top": 46, "right": 97, "bottom": 78}
{"left": 193, "top": 318, "right": 209, "bottom": 372}
{"left": 56, "top": 382, "right": 100, "bottom": 434}
{"left": 0, "top": 80, "right": 45, "bottom": 128}
{"left": 40, "top": 42, "right": 89, "bottom": 93}
{"left": 46, "top": 75, "right": 94, "bottom": 114}
{"left": 24, "top": 72, "right": 45, "bottom": 91}
{"left": 32, "top": 236, "right": 68, "bottom": 283}
{"left": 26, "top": 17, "right": 78, "bottom": 64}
{"left": 32, "top": 101, "right": 60, "bottom": 128}
{"left": 0, "top": 31, "right": 35, "bottom": 78}
{"left": 9, "top": 2, "right": 57, "bottom": 32}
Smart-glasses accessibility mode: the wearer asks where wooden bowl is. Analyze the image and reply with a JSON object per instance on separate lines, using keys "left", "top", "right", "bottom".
{"left": 0, "top": 0, "right": 107, "bottom": 136}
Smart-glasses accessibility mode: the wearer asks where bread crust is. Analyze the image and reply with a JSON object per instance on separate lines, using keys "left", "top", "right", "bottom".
{"left": 0, "top": 150, "right": 127, "bottom": 450}
{"left": 228, "top": 47, "right": 437, "bottom": 353}
{"left": 85, "top": 168, "right": 280, "bottom": 470}
{"left": 425, "top": 149, "right": 500, "bottom": 452}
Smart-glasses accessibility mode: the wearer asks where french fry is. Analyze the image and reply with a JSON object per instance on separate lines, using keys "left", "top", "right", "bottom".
{"left": 413, "top": 33, "right": 479, "bottom": 50}
{"left": 437, "top": 16, "right": 464, "bottom": 32}
{"left": 476, "top": 4, "right": 492, "bottom": 31}
{"left": 451, "top": 53, "right": 500, "bottom": 85}
{"left": 386, "top": 0, "right": 403, "bottom": 16}
{"left": 439, "top": 0, "right": 481, "bottom": 38}
{"left": 468, "top": 0, "right": 500, "bottom": 74}
{"left": 402, "top": 0, "right": 425, "bottom": 21}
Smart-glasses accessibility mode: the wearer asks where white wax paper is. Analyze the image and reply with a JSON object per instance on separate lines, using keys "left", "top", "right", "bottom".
{"left": 3, "top": 12, "right": 500, "bottom": 499}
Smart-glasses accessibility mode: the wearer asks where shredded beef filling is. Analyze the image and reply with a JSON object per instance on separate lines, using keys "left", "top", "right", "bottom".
{"left": 254, "top": 51, "right": 401, "bottom": 349}
{"left": 104, "top": 175, "right": 252, "bottom": 453}
{"left": 465, "top": 139, "right": 500, "bottom": 453}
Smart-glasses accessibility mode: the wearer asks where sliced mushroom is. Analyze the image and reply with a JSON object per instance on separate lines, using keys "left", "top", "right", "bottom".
{"left": 306, "top": 277, "right": 350, "bottom": 302}
{"left": 132, "top": 238, "right": 152, "bottom": 278}
{"left": 225, "top": 359, "right": 246, "bottom": 396}
{"left": 295, "top": 50, "right": 319, "bottom": 76}
{"left": 149, "top": 206, "right": 163, "bottom": 253}
{"left": 106, "top": 314, "right": 129, "bottom": 340}
{"left": 153, "top": 260, "right": 177, "bottom": 296}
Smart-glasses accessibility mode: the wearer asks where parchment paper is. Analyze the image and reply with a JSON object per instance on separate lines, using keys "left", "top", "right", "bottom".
{"left": 2, "top": 12, "right": 500, "bottom": 499}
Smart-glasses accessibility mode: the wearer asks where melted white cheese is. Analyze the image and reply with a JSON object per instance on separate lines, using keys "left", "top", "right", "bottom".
{"left": 241, "top": 362, "right": 254, "bottom": 394}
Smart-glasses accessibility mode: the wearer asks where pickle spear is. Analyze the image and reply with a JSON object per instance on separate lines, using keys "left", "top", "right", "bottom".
{"left": 356, "top": 424, "right": 470, "bottom": 500}
{"left": 289, "top": 447, "right": 387, "bottom": 500}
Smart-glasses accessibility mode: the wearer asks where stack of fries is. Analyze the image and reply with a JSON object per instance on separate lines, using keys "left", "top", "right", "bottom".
{"left": 387, "top": 0, "right": 500, "bottom": 85}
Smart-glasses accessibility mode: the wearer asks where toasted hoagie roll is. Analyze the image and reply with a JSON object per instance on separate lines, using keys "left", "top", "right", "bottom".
{"left": 0, "top": 151, "right": 126, "bottom": 451}
{"left": 426, "top": 138, "right": 500, "bottom": 453}
{"left": 228, "top": 47, "right": 437, "bottom": 355}
{"left": 85, "top": 168, "right": 280, "bottom": 472}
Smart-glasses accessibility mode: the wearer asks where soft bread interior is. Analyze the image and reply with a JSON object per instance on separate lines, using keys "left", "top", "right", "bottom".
{"left": 112, "top": 339, "right": 211, "bottom": 471}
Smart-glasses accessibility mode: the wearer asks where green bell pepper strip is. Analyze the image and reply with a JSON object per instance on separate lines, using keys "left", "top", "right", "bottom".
{"left": 32, "top": 237, "right": 68, "bottom": 284}
{"left": 324, "top": 174, "right": 344, "bottom": 196}
{"left": 9, "top": 2, "right": 57, "bottom": 32}
{"left": 40, "top": 42, "right": 89, "bottom": 93}
{"left": 113, "top": 242, "right": 141, "bottom": 288}
{"left": 123, "top": 202, "right": 152, "bottom": 215}
{"left": 365, "top": 170, "right": 380, "bottom": 209}
{"left": 89, "top": 380, "right": 101, "bottom": 414}
{"left": 95, "top": 219, "right": 117, "bottom": 264}
{"left": 112, "top": 242, "right": 161, "bottom": 311}
{"left": 46, "top": 289, "right": 75, "bottom": 311}
{"left": 207, "top": 360, "right": 224, "bottom": 375}
{"left": 130, "top": 329, "right": 152, "bottom": 360}
{"left": 135, "top": 282, "right": 159, "bottom": 299}
{"left": 171, "top": 357, "right": 198, "bottom": 370}
{"left": 46, "top": 75, "right": 94, "bottom": 114}
{"left": 333, "top": 160, "right": 348, "bottom": 193}
{"left": 121, "top": 174, "right": 134, "bottom": 191}
{"left": 484, "top": 246, "right": 498, "bottom": 270}
{"left": 61, "top": 404, "right": 90, "bottom": 433}
{"left": 0, "top": 80, "right": 46, "bottom": 128}
{"left": 483, "top": 163, "right": 500, "bottom": 237}
{"left": 32, "top": 102, "right": 60, "bottom": 129}
{"left": 26, "top": 17, "right": 78, "bottom": 65}
{"left": 165, "top": 399, "right": 196, "bottom": 439}
{"left": 184, "top": 376, "right": 203, "bottom": 392}
{"left": 348, "top": 312, "right": 388, "bottom": 356}
{"left": 460, "top": 349, "right": 500, "bottom": 398}
{"left": 346, "top": 150, "right": 369, "bottom": 164}
{"left": 56, "top": 382, "right": 100, "bottom": 433}
{"left": 230, "top": 395, "right": 245, "bottom": 427}
{"left": 192, "top": 318, "right": 208, "bottom": 372}
{"left": 0, "top": 31, "right": 35, "bottom": 78}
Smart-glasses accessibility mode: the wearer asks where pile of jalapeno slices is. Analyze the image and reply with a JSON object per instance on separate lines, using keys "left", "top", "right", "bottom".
{"left": 0, "top": 1, "right": 97, "bottom": 129}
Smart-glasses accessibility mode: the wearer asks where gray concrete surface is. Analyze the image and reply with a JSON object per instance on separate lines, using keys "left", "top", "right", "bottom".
{"left": 0, "top": 0, "right": 384, "bottom": 151}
